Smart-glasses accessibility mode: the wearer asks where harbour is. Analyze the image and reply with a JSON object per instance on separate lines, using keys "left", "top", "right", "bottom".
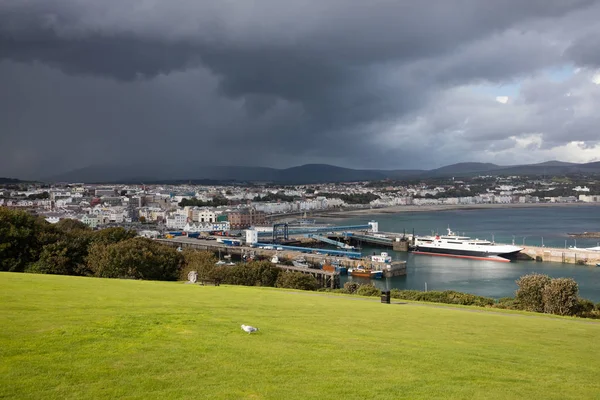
{"left": 157, "top": 237, "right": 407, "bottom": 289}
{"left": 160, "top": 204, "right": 600, "bottom": 301}
{"left": 324, "top": 204, "right": 600, "bottom": 301}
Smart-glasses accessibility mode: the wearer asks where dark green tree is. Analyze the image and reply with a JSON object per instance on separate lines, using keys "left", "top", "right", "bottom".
{"left": 181, "top": 249, "right": 218, "bottom": 281}
{"left": 87, "top": 238, "right": 183, "bottom": 281}
{"left": 275, "top": 271, "right": 318, "bottom": 291}
{"left": 0, "top": 208, "right": 54, "bottom": 272}
{"left": 55, "top": 218, "right": 90, "bottom": 233}
{"left": 90, "top": 227, "right": 137, "bottom": 245}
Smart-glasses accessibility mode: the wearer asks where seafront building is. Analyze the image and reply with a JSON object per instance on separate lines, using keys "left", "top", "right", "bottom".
{"left": 2, "top": 176, "right": 599, "bottom": 233}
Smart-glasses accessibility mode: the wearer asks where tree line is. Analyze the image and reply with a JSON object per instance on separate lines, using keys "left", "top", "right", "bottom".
{"left": 178, "top": 197, "right": 229, "bottom": 208}
{"left": 0, "top": 208, "right": 318, "bottom": 289}
{"left": 0, "top": 208, "right": 180, "bottom": 279}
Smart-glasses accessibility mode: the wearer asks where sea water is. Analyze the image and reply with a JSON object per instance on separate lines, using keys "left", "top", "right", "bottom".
{"left": 324, "top": 205, "right": 600, "bottom": 301}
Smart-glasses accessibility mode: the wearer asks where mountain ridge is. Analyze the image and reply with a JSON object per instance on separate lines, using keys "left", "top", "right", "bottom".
{"left": 43, "top": 160, "right": 600, "bottom": 184}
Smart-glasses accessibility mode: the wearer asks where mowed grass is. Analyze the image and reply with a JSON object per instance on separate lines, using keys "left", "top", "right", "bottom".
{"left": 1, "top": 273, "right": 600, "bottom": 400}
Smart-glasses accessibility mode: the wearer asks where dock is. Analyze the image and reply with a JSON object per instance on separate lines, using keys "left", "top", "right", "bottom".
{"left": 518, "top": 245, "right": 600, "bottom": 265}
{"left": 274, "top": 264, "right": 340, "bottom": 289}
{"left": 157, "top": 237, "right": 406, "bottom": 283}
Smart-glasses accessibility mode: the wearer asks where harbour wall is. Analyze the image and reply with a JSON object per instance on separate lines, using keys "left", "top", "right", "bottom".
{"left": 518, "top": 245, "right": 600, "bottom": 265}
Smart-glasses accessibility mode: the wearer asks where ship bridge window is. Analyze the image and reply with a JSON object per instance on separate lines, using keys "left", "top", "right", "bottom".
{"left": 420, "top": 239, "right": 433, "bottom": 243}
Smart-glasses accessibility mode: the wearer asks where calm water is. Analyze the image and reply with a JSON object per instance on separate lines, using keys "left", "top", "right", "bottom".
{"left": 320, "top": 205, "right": 600, "bottom": 301}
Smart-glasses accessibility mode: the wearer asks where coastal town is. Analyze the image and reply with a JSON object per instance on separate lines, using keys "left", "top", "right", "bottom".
{"left": 2, "top": 175, "right": 599, "bottom": 233}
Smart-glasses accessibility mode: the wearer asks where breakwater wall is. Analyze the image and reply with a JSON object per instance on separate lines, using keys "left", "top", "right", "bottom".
{"left": 519, "top": 245, "right": 600, "bottom": 265}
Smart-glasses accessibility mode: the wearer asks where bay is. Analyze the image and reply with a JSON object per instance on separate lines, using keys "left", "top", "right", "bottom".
{"left": 319, "top": 204, "right": 600, "bottom": 302}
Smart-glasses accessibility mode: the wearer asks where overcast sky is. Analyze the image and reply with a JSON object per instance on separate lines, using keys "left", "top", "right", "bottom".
{"left": 2, "top": 0, "right": 600, "bottom": 179}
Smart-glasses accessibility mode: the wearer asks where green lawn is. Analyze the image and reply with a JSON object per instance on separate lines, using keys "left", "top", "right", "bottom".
{"left": 1, "top": 273, "right": 599, "bottom": 399}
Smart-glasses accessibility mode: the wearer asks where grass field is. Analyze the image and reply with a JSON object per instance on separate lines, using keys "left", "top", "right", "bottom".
{"left": 1, "top": 273, "right": 600, "bottom": 399}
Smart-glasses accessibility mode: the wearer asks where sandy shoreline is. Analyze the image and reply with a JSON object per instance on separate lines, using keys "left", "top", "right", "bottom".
{"left": 309, "top": 202, "right": 600, "bottom": 219}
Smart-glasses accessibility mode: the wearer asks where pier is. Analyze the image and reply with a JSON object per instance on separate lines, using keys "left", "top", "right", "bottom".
{"left": 157, "top": 237, "right": 406, "bottom": 281}
{"left": 518, "top": 245, "right": 600, "bottom": 265}
{"left": 274, "top": 264, "right": 340, "bottom": 289}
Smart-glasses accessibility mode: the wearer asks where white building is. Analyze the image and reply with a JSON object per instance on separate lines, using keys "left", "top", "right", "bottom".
{"left": 166, "top": 213, "right": 188, "bottom": 230}
{"left": 45, "top": 216, "right": 62, "bottom": 224}
{"left": 139, "top": 207, "right": 166, "bottom": 222}
{"left": 109, "top": 207, "right": 126, "bottom": 223}
{"left": 81, "top": 214, "right": 98, "bottom": 228}
{"left": 245, "top": 229, "right": 259, "bottom": 245}
{"left": 579, "top": 194, "right": 600, "bottom": 202}
{"left": 198, "top": 209, "right": 217, "bottom": 223}
{"left": 573, "top": 186, "right": 590, "bottom": 192}
{"left": 184, "top": 221, "right": 230, "bottom": 232}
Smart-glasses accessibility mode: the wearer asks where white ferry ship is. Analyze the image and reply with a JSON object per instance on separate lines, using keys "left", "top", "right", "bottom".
{"left": 413, "top": 227, "right": 523, "bottom": 262}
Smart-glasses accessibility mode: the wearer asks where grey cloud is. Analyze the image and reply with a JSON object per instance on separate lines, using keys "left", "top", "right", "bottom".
{"left": 1, "top": 0, "right": 600, "bottom": 179}
{"left": 566, "top": 32, "right": 600, "bottom": 67}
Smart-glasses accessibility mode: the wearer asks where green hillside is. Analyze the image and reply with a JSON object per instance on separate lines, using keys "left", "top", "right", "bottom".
{"left": 1, "top": 273, "right": 599, "bottom": 399}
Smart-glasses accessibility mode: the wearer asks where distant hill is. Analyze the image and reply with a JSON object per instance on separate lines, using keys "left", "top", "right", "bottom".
{"left": 531, "top": 160, "right": 578, "bottom": 167}
{"left": 0, "top": 177, "right": 25, "bottom": 184}
{"left": 44, "top": 160, "right": 600, "bottom": 184}
{"left": 424, "top": 162, "right": 502, "bottom": 177}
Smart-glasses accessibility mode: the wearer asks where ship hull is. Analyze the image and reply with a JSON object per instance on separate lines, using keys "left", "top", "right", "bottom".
{"left": 349, "top": 270, "right": 383, "bottom": 279}
{"left": 414, "top": 246, "right": 521, "bottom": 261}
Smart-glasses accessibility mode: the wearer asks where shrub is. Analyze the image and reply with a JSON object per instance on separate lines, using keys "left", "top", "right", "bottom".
{"left": 87, "top": 238, "right": 183, "bottom": 281}
{"left": 356, "top": 284, "right": 381, "bottom": 297}
{"left": 390, "top": 289, "right": 420, "bottom": 300}
{"left": 542, "top": 278, "right": 579, "bottom": 316}
{"left": 276, "top": 271, "right": 319, "bottom": 291}
{"left": 223, "top": 261, "right": 281, "bottom": 287}
{"left": 342, "top": 282, "right": 360, "bottom": 294}
{"left": 388, "top": 289, "right": 494, "bottom": 307}
{"left": 444, "top": 291, "right": 495, "bottom": 307}
{"left": 575, "top": 298, "right": 596, "bottom": 318}
{"left": 515, "top": 273, "right": 552, "bottom": 312}
{"left": 493, "top": 297, "right": 521, "bottom": 310}
{"left": 181, "top": 250, "right": 218, "bottom": 281}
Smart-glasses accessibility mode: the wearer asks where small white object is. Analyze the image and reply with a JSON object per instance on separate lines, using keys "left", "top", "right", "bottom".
{"left": 241, "top": 324, "right": 258, "bottom": 334}
{"left": 187, "top": 271, "right": 198, "bottom": 284}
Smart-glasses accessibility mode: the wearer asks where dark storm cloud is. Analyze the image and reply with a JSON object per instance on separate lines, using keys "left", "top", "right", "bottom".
{"left": 0, "top": 33, "right": 199, "bottom": 80}
{"left": 566, "top": 32, "right": 600, "bottom": 68}
{"left": 1, "top": 0, "right": 600, "bottom": 179}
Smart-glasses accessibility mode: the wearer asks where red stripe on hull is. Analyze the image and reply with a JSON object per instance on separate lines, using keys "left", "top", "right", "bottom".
{"left": 412, "top": 251, "right": 511, "bottom": 263}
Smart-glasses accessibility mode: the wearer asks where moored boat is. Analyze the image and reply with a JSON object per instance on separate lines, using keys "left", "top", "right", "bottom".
{"left": 292, "top": 258, "right": 309, "bottom": 268}
{"left": 413, "top": 227, "right": 523, "bottom": 262}
{"left": 348, "top": 266, "right": 383, "bottom": 279}
{"left": 371, "top": 252, "right": 392, "bottom": 263}
{"left": 322, "top": 262, "right": 348, "bottom": 275}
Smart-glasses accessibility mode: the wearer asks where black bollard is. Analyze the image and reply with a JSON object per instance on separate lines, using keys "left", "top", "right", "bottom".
{"left": 380, "top": 290, "right": 391, "bottom": 304}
